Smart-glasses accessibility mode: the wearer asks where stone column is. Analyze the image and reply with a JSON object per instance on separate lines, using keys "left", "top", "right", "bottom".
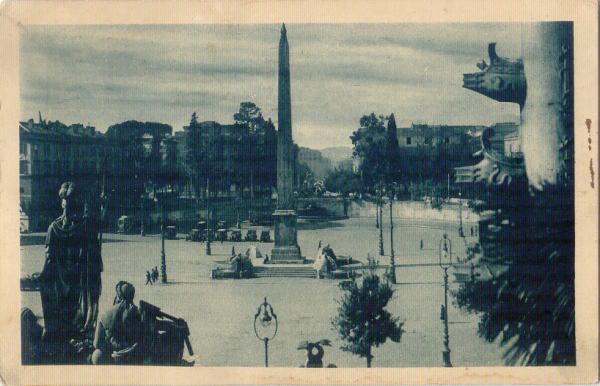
{"left": 271, "top": 24, "right": 303, "bottom": 262}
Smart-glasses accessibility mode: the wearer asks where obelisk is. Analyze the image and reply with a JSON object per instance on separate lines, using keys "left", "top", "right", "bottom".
{"left": 271, "top": 23, "right": 303, "bottom": 262}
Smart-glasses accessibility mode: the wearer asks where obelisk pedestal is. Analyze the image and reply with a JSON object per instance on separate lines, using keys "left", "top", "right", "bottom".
{"left": 271, "top": 24, "right": 303, "bottom": 263}
{"left": 271, "top": 210, "right": 301, "bottom": 262}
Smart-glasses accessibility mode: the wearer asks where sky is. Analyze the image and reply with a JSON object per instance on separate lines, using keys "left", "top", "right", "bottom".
{"left": 21, "top": 23, "right": 523, "bottom": 149}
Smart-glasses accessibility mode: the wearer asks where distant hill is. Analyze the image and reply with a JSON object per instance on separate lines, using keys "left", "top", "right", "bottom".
{"left": 319, "top": 146, "right": 353, "bottom": 167}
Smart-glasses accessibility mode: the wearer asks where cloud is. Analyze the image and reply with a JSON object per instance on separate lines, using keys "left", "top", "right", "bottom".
{"left": 21, "top": 23, "right": 523, "bottom": 148}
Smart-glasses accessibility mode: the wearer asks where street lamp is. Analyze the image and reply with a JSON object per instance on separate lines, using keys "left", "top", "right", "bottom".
{"left": 378, "top": 184, "right": 384, "bottom": 257}
{"left": 254, "top": 297, "right": 278, "bottom": 367}
{"left": 388, "top": 183, "right": 397, "bottom": 284}
{"left": 155, "top": 189, "right": 167, "bottom": 283}
{"left": 439, "top": 233, "right": 453, "bottom": 367}
{"left": 140, "top": 193, "right": 145, "bottom": 237}
{"left": 458, "top": 190, "right": 464, "bottom": 237}
{"left": 206, "top": 177, "right": 211, "bottom": 256}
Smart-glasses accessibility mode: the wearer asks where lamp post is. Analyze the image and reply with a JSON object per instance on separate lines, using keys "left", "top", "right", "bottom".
{"left": 206, "top": 177, "right": 211, "bottom": 255}
{"left": 439, "top": 233, "right": 453, "bottom": 367}
{"left": 375, "top": 199, "right": 380, "bottom": 229}
{"left": 378, "top": 185, "right": 384, "bottom": 257}
{"left": 140, "top": 192, "right": 145, "bottom": 237}
{"left": 254, "top": 297, "right": 278, "bottom": 367}
{"left": 458, "top": 190, "right": 464, "bottom": 237}
{"left": 158, "top": 191, "right": 167, "bottom": 283}
{"left": 388, "top": 184, "right": 397, "bottom": 284}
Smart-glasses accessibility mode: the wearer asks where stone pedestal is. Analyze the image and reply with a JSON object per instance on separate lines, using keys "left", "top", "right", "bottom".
{"left": 270, "top": 210, "right": 303, "bottom": 262}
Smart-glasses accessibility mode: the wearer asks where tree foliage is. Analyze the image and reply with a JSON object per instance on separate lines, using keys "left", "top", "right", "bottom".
{"left": 324, "top": 167, "right": 362, "bottom": 197}
{"left": 183, "top": 103, "right": 277, "bottom": 199}
{"left": 385, "top": 114, "right": 401, "bottom": 185}
{"left": 331, "top": 262, "right": 404, "bottom": 367}
{"left": 233, "top": 102, "right": 265, "bottom": 131}
{"left": 454, "top": 185, "right": 575, "bottom": 365}
{"left": 350, "top": 113, "right": 388, "bottom": 190}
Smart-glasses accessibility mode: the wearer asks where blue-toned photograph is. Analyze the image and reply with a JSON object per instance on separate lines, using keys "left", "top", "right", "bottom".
{"left": 19, "top": 22, "right": 574, "bottom": 368}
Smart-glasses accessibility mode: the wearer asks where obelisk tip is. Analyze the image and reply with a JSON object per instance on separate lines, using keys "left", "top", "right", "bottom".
{"left": 281, "top": 23, "right": 286, "bottom": 35}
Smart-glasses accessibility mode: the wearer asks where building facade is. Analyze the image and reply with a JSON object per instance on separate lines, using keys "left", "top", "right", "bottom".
{"left": 19, "top": 117, "right": 123, "bottom": 231}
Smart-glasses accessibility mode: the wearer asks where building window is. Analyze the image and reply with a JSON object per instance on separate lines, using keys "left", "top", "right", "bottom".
{"left": 406, "top": 137, "right": 412, "bottom": 145}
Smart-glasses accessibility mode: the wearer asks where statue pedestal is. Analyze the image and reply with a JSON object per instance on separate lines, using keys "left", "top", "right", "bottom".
{"left": 270, "top": 210, "right": 303, "bottom": 263}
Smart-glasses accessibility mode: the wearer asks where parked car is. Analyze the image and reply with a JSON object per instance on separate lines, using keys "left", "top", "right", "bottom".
{"left": 230, "top": 229, "right": 242, "bottom": 242}
{"left": 185, "top": 228, "right": 204, "bottom": 242}
{"left": 186, "top": 220, "right": 208, "bottom": 241}
{"left": 165, "top": 226, "right": 177, "bottom": 239}
{"left": 259, "top": 230, "right": 272, "bottom": 242}
{"left": 245, "top": 229, "right": 258, "bottom": 242}
{"left": 117, "top": 215, "right": 136, "bottom": 234}
{"left": 216, "top": 229, "right": 228, "bottom": 242}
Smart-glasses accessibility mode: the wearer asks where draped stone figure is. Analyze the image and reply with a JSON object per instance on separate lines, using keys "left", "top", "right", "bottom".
{"left": 40, "top": 182, "right": 103, "bottom": 344}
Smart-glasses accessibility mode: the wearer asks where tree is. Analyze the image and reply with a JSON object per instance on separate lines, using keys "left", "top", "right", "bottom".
{"left": 190, "top": 112, "right": 198, "bottom": 127}
{"left": 350, "top": 113, "right": 388, "bottom": 190}
{"left": 234, "top": 102, "right": 265, "bottom": 131}
{"left": 324, "top": 167, "right": 362, "bottom": 197}
{"left": 385, "top": 114, "right": 401, "bottom": 185}
{"left": 183, "top": 112, "right": 206, "bottom": 199}
{"left": 331, "top": 260, "right": 404, "bottom": 367}
{"left": 158, "top": 136, "right": 180, "bottom": 193}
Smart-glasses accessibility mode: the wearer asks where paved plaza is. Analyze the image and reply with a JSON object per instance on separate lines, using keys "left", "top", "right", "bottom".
{"left": 21, "top": 217, "right": 506, "bottom": 367}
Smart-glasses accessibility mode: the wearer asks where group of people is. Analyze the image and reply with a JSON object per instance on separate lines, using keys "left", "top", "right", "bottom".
{"left": 145, "top": 266, "right": 159, "bottom": 285}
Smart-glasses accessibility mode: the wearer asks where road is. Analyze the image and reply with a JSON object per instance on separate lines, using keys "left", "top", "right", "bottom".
{"left": 21, "top": 217, "right": 505, "bottom": 367}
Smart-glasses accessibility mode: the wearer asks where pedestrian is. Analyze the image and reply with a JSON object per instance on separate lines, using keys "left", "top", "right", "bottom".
{"left": 145, "top": 271, "right": 152, "bottom": 286}
{"left": 231, "top": 246, "right": 236, "bottom": 257}
{"left": 152, "top": 267, "right": 158, "bottom": 283}
{"left": 420, "top": 239, "right": 423, "bottom": 250}
{"left": 470, "top": 226, "right": 474, "bottom": 237}
{"left": 317, "top": 240, "right": 322, "bottom": 251}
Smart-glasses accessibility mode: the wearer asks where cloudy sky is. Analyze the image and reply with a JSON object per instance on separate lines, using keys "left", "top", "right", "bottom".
{"left": 21, "top": 23, "right": 523, "bottom": 149}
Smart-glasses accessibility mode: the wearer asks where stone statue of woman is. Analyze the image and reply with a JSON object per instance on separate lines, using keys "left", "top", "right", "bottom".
{"left": 40, "top": 181, "right": 103, "bottom": 346}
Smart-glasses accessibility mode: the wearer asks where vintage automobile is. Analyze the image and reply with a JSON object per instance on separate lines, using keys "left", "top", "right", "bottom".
{"left": 117, "top": 215, "right": 137, "bottom": 234}
{"left": 186, "top": 221, "right": 207, "bottom": 242}
{"left": 244, "top": 229, "right": 258, "bottom": 242}
{"left": 165, "top": 226, "right": 177, "bottom": 240}
{"left": 185, "top": 229, "right": 200, "bottom": 242}
{"left": 230, "top": 229, "right": 242, "bottom": 242}
{"left": 20, "top": 272, "right": 41, "bottom": 291}
{"left": 216, "top": 229, "right": 228, "bottom": 242}
{"left": 259, "top": 230, "right": 272, "bottom": 242}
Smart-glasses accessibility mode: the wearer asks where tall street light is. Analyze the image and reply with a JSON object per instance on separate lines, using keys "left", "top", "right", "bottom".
{"left": 388, "top": 185, "right": 397, "bottom": 284}
{"left": 254, "top": 297, "right": 278, "bottom": 367}
{"left": 140, "top": 192, "right": 145, "bottom": 237}
{"left": 439, "top": 233, "right": 453, "bottom": 367}
{"left": 206, "top": 177, "right": 211, "bottom": 256}
{"left": 458, "top": 190, "right": 464, "bottom": 237}
{"left": 155, "top": 187, "right": 167, "bottom": 283}
{"left": 378, "top": 185, "right": 384, "bottom": 257}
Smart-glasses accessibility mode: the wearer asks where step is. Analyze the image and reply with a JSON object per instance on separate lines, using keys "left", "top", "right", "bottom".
{"left": 254, "top": 273, "right": 315, "bottom": 276}
{"left": 253, "top": 266, "right": 317, "bottom": 278}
